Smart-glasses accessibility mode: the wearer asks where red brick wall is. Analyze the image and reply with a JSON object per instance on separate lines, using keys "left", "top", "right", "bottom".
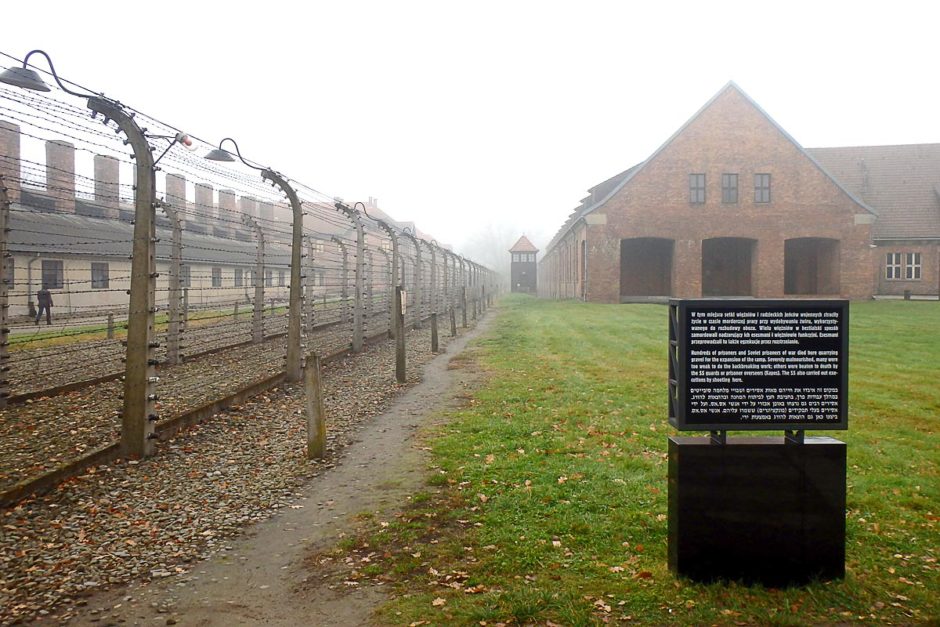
{"left": 875, "top": 242, "right": 939, "bottom": 296}
{"left": 575, "top": 87, "right": 875, "bottom": 302}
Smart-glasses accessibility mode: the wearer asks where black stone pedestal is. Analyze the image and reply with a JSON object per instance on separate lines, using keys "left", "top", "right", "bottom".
{"left": 668, "top": 436, "right": 846, "bottom": 587}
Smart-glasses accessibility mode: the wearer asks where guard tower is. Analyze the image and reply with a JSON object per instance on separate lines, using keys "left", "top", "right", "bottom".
{"left": 509, "top": 235, "right": 538, "bottom": 294}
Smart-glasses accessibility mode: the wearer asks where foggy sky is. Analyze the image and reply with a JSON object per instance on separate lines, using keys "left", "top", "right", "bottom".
{"left": 2, "top": 0, "right": 938, "bottom": 259}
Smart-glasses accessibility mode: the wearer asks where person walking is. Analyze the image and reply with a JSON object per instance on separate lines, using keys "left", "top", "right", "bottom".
{"left": 35, "top": 284, "right": 53, "bottom": 325}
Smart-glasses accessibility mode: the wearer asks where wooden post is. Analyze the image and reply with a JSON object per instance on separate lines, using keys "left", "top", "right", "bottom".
{"left": 395, "top": 286, "right": 406, "bottom": 383}
{"left": 304, "top": 352, "right": 326, "bottom": 459}
{"left": 431, "top": 312, "right": 439, "bottom": 354}
{"left": 462, "top": 286, "right": 468, "bottom": 328}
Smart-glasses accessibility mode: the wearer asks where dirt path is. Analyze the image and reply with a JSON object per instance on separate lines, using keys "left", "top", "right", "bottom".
{"left": 60, "top": 313, "right": 492, "bottom": 626}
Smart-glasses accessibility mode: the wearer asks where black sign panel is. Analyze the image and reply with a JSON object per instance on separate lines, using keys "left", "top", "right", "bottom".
{"left": 668, "top": 299, "right": 848, "bottom": 431}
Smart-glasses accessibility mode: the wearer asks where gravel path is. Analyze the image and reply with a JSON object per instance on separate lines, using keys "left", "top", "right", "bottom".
{"left": 0, "top": 314, "right": 481, "bottom": 625}
{"left": 0, "top": 311, "right": 391, "bottom": 494}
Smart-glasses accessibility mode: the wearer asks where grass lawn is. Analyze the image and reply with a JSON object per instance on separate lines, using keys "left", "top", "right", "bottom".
{"left": 321, "top": 295, "right": 938, "bottom": 625}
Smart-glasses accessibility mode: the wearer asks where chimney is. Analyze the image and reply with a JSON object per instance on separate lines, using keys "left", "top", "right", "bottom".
{"left": 46, "top": 139, "right": 76, "bottom": 213}
{"left": 93, "top": 154, "right": 120, "bottom": 218}
{"left": 165, "top": 173, "right": 186, "bottom": 224}
{"left": 239, "top": 196, "right": 258, "bottom": 219}
{"left": 259, "top": 201, "right": 275, "bottom": 223}
{"left": 217, "top": 189, "right": 236, "bottom": 237}
{"left": 194, "top": 183, "right": 214, "bottom": 224}
{"left": 0, "top": 121, "right": 21, "bottom": 203}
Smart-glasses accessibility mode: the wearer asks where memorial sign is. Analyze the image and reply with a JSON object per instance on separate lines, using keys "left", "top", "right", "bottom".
{"left": 668, "top": 299, "right": 848, "bottom": 431}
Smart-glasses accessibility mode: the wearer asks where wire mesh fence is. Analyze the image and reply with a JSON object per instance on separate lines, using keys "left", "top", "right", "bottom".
{"left": 0, "top": 49, "right": 497, "bottom": 499}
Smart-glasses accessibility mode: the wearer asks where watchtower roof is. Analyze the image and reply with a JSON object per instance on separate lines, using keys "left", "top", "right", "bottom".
{"left": 509, "top": 235, "right": 539, "bottom": 253}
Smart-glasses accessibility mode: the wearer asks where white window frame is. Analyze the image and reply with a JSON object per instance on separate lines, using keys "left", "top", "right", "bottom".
{"left": 885, "top": 253, "right": 902, "bottom": 280}
{"left": 91, "top": 262, "right": 109, "bottom": 289}
{"left": 905, "top": 252, "right": 921, "bottom": 280}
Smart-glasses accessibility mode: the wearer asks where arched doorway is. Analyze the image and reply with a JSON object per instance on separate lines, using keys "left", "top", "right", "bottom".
{"left": 702, "top": 237, "right": 756, "bottom": 296}
{"left": 620, "top": 238, "right": 674, "bottom": 298}
{"left": 785, "top": 238, "right": 840, "bottom": 295}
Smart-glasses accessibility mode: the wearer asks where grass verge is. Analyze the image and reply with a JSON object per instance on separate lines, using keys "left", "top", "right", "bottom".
{"left": 315, "top": 296, "right": 938, "bottom": 625}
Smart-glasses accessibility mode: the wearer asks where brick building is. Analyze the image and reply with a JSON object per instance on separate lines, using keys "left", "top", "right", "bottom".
{"left": 509, "top": 235, "right": 538, "bottom": 293}
{"left": 538, "top": 82, "right": 940, "bottom": 301}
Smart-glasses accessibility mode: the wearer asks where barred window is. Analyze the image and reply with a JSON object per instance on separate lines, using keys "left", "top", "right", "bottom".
{"left": 211, "top": 267, "right": 222, "bottom": 288}
{"left": 278, "top": 270, "right": 285, "bottom": 287}
{"left": 180, "top": 265, "right": 191, "bottom": 288}
{"left": 234, "top": 268, "right": 243, "bottom": 287}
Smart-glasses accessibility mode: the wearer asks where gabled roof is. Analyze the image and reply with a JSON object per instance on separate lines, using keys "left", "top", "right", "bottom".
{"left": 542, "top": 81, "right": 878, "bottom": 256}
{"left": 509, "top": 235, "right": 538, "bottom": 253}
{"left": 543, "top": 163, "right": 642, "bottom": 253}
{"left": 807, "top": 144, "right": 940, "bottom": 240}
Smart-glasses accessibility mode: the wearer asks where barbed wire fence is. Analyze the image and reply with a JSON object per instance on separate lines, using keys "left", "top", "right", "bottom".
{"left": 0, "top": 49, "right": 498, "bottom": 505}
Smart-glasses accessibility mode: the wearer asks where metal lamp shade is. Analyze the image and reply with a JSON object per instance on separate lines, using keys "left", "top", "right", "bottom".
{"left": 204, "top": 148, "right": 236, "bottom": 162}
{"left": 0, "top": 66, "right": 51, "bottom": 92}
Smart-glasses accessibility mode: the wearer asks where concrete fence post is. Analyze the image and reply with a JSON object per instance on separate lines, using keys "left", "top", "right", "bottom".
{"left": 85, "top": 97, "right": 158, "bottom": 459}
{"left": 260, "top": 170, "right": 303, "bottom": 382}
{"left": 333, "top": 202, "right": 364, "bottom": 351}
{"left": 423, "top": 241, "right": 438, "bottom": 319}
{"left": 401, "top": 231, "right": 422, "bottom": 329}
{"left": 378, "top": 247, "right": 392, "bottom": 338}
{"left": 0, "top": 177, "right": 10, "bottom": 409}
{"left": 161, "top": 201, "right": 183, "bottom": 365}
{"left": 331, "top": 237, "right": 349, "bottom": 325}
{"left": 244, "top": 215, "right": 265, "bottom": 344}
{"left": 375, "top": 221, "right": 399, "bottom": 340}
{"left": 304, "top": 236, "right": 315, "bottom": 336}
{"left": 107, "top": 312, "right": 115, "bottom": 340}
